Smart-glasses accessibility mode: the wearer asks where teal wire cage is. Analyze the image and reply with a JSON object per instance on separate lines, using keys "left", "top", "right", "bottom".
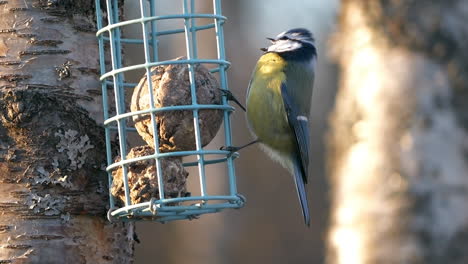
{"left": 95, "top": 0, "right": 244, "bottom": 222}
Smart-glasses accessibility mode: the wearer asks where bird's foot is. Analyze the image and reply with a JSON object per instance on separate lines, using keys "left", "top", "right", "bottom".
{"left": 218, "top": 89, "right": 246, "bottom": 111}
{"left": 220, "top": 145, "right": 242, "bottom": 153}
{"left": 220, "top": 139, "right": 260, "bottom": 155}
{"left": 187, "top": 214, "right": 200, "bottom": 220}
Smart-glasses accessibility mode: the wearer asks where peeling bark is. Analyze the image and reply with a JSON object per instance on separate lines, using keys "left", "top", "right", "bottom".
{"left": 0, "top": 0, "right": 105, "bottom": 122}
{"left": 327, "top": 1, "right": 468, "bottom": 264}
{"left": 0, "top": 0, "right": 134, "bottom": 263}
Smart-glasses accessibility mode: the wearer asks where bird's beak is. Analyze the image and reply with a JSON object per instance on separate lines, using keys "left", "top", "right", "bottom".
{"left": 260, "top": 37, "right": 277, "bottom": 52}
{"left": 261, "top": 37, "right": 275, "bottom": 52}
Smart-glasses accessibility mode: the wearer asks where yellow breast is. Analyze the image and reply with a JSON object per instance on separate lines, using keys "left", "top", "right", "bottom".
{"left": 246, "top": 53, "right": 295, "bottom": 153}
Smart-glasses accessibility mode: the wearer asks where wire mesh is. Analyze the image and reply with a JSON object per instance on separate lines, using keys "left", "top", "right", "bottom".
{"left": 95, "top": 0, "right": 244, "bottom": 222}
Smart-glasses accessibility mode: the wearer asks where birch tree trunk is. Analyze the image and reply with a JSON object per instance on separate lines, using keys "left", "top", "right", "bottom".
{"left": 0, "top": 0, "right": 134, "bottom": 263}
{"left": 328, "top": 1, "right": 468, "bottom": 263}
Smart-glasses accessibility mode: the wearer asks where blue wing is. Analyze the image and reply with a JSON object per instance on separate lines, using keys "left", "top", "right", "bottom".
{"left": 280, "top": 83, "right": 309, "bottom": 182}
{"left": 281, "top": 82, "right": 310, "bottom": 226}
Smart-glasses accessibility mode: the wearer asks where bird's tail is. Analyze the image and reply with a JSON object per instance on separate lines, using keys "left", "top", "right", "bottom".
{"left": 292, "top": 155, "right": 310, "bottom": 226}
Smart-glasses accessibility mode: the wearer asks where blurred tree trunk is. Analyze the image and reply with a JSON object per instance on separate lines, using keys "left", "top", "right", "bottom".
{"left": 0, "top": 0, "right": 134, "bottom": 263}
{"left": 328, "top": 0, "right": 468, "bottom": 263}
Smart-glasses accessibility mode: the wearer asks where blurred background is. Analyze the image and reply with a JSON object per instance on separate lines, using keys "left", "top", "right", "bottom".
{"left": 121, "top": 1, "right": 339, "bottom": 263}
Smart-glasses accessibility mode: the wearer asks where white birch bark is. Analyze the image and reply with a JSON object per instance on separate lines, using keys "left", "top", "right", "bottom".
{"left": 0, "top": 1, "right": 135, "bottom": 263}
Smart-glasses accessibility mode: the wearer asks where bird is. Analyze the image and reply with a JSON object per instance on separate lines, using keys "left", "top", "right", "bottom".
{"left": 246, "top": 28, "right": 316, "bottom": 226}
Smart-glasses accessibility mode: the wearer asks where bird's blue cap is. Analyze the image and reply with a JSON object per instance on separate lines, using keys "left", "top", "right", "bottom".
{"left": 272, "top": 28, "right": 315, "bottom": 43}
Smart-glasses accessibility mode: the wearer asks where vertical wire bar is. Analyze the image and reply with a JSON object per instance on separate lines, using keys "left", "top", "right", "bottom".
{"left": 183, "top": 0, "right": 208, "bottom": 197}
{"left": 213, "top": 0, "right": 237, "bottom": 196}
{"left": 149, "top": 0, "right": 159, "bottom": 62}
{"left": 106, "top": 0, "right": 131, "bottom": 207}
{"left": 139, "top": 0, "right": 166, "bottom": 202}
{"left": 96, "top": 0, "right": 115, "bottom": 209}
{"left": 112, "top": 0, "right": 126, "bottom": 111}
{"left": 190, "top": 0, "right": 198, "bottom": 58}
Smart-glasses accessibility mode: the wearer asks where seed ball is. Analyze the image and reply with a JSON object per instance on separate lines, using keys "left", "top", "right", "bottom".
{"left": 130, "top": 57, "right": 223, "bottom": 152}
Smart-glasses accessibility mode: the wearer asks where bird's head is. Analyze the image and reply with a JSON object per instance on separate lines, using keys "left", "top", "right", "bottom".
{"left": 261, "top": 28, "right": 316, "bottom": 61}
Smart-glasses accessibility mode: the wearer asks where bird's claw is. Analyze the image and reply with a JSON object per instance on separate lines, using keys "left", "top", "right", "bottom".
{"left": 220, "top": 139, "right": 260, "bottom": 155}
{"left": 187, "top": 214, "right": 200, "bottom": 220}
{"left": 218, "top": 89, "right": 246, "bottom": 111}
{"left": 220, "top": 145, "right": 241, "bottom": 153}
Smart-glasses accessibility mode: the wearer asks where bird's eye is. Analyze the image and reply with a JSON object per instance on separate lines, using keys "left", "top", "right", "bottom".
{"left": 279, "top": 36, "right": 289, "bottom": 40}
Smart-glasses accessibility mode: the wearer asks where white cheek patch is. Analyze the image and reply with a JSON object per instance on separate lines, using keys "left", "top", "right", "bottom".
{"left": 267, "top": 40, "right": 302, "bottom": 53}
{"left": 297, "top": 116, "right": 308, "bottom": 122}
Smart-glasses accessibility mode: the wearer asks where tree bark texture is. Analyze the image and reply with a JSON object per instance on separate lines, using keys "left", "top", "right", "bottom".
{"left": 328, "top": 1, "right": 468, "bottom": 264}
{"left": 0, "top": 0, "right": 134, "bottom": 263}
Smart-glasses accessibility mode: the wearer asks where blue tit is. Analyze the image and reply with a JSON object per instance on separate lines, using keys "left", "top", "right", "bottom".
{"left": 246, "top": 28, "right": 316, "bottom": 226}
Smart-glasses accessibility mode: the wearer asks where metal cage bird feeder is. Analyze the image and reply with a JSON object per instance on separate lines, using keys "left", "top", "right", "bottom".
{"left": 95, "top": 0, "right": 244, "bottom": 222}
